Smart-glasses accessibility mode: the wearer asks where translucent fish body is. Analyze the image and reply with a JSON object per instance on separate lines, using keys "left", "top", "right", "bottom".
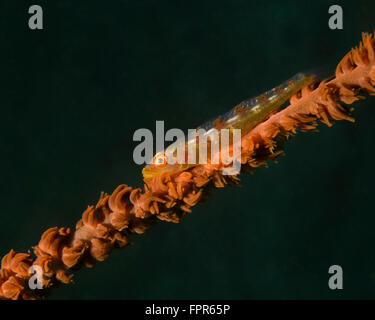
{"left": 199, "top": 73, "right": 314, "bottom": 135}
{"left": 142, "top": 73, "right": 315, "bottom": 178}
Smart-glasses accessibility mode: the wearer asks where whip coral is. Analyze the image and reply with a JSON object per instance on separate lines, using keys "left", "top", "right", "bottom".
{"left": 1, "top": 31, "right": 375, "bottom": 300}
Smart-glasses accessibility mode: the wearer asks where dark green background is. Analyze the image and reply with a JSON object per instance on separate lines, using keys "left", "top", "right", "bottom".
{"left": 1, "top": 0, "right": 375, "bottom": 299}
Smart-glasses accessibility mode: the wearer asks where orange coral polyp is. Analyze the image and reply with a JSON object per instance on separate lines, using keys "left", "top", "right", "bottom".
{"left": 1, "top": 31, "right": 375, "bottom": 300}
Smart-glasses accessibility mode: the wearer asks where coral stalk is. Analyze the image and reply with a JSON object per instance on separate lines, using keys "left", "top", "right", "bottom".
{"left": 1, "top": 32, "right": 374, "bottom": 300}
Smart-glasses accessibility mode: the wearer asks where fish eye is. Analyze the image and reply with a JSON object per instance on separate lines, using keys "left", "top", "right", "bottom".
{"left": 153, "top": 153, "right": 166, "bottom": 167}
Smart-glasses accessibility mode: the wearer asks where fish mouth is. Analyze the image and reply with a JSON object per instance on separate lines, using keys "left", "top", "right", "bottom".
{"left": 142, "top": 167, "right": 153, "bottom": 178}
{"left": 142, "top": 166, "right": 163, "bottom": 178}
